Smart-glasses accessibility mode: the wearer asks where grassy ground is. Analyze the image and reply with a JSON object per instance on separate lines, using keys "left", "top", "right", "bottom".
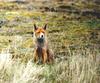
{"left": 0, "top": 1, "right": 100, "bottom": 83}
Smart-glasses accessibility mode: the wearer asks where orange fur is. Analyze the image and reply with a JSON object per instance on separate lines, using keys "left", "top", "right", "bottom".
{"left": 33, "top": 24, "right": 54, "bottom": 64}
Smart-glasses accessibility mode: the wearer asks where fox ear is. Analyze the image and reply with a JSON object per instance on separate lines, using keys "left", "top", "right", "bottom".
{"left": 44, "top": 24, "right": 47, "bottom": 30}
{"left": 34, "top": 24, "right": 37, "bottom": 30}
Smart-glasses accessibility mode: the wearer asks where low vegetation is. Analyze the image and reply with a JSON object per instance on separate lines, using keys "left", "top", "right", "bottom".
{"left": 0, "top": 1, "right": 100, "bottom": 83}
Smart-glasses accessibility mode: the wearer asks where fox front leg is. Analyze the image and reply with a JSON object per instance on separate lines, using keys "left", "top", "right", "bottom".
{"left": 42, "top": 49, "right": 47, "bottom": 64}
{"left": 33, "top": 50, "right": 38, "bottom": 63}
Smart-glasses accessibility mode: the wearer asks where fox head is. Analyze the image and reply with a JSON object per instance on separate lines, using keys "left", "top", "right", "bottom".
{"left": 34, "top": 24, "right": 47, "bottom": 43}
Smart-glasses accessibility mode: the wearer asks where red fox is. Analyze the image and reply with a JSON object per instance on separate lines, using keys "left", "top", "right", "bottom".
{"left": 33, "top": 24, "right": 54, "bottom": 64}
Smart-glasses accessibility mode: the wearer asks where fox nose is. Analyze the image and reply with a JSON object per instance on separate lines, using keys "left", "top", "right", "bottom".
{"left": 40, "top": 33, "right": 44, "bottom": 38}
{"left": 41, "top": 35, "right": 44, "bottom": 38}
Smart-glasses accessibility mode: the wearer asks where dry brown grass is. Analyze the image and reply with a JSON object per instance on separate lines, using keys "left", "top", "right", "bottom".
{"left": 0, "top": 1, "right": 100, "bottom": 83}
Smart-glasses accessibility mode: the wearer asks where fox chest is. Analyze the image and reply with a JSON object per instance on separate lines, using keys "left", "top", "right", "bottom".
{"left": 36, "top": 47, "right": 43, "bottom": 58}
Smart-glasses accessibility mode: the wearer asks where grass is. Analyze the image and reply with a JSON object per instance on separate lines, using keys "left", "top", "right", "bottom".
{"left": 0, "top": 1, "right": 100, "bottom": 83}
{"left": 0, "top": 46, "right": 99, "bottom": 83}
